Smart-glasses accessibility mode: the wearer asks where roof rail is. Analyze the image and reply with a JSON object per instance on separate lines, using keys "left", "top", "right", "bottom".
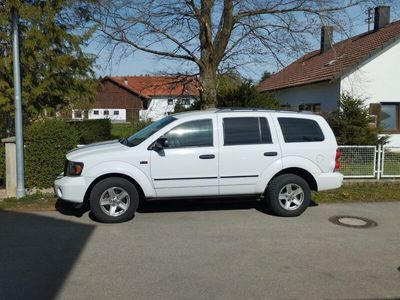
{"left": 215, "top": 107, "right": 315, "bottom": 114}
{"left": 216, "top": 107, "right": 279, "bottom": 113}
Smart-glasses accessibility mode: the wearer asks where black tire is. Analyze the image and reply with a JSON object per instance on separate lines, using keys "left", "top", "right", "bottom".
{"left": 89, "top": 177, "right": 139, "bottom": 223}
{"left": 265, "top": 174, "right": 311, "bottom": 217}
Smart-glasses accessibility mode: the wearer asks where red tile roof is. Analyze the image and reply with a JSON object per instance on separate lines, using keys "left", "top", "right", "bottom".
{"left": 258, "top": 20, "right": 400, "bottom": 92}
{"left": 107, "top": 75, "right": 199, "bottom": 98}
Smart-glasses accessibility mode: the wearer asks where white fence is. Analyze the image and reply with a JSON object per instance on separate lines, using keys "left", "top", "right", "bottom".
{"left": 338, "top": 145, "right": 400, "bottom": 179}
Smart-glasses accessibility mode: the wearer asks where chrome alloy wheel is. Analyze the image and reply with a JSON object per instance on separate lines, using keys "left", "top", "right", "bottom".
{"left": 99, "top": 187, "right": 131, "bottom": 217}
{"left": 278, "top": 183, "right": 304, "bottom": 211}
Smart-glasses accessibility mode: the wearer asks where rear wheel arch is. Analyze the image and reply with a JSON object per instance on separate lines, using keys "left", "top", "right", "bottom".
{"left": 268, "top": 167, "right": 318, "bottom": 191}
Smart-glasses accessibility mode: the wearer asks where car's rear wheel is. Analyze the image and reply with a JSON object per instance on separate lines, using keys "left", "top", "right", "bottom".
{"left": 90, "top": 177, "right": 139, "bottom": 223}
{"left": 265, "top": 174, "right": 311, "bottom": 217}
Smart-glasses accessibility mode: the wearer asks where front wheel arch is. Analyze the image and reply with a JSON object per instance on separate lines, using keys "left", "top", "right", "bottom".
{"left": 83, "top": 173, "right": 145, "bottom": 206}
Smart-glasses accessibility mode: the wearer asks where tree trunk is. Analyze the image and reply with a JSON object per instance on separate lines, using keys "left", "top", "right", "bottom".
{"left": 199, "top": 65, "right": 218, "bottom": 109}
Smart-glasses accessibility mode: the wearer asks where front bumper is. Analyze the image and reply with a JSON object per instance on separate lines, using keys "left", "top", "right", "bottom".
{"left": 54, "top": 175, "right": 95, "bottom": 203}
{"left": 315, "top": 172, "right": 343, "bottom": 191}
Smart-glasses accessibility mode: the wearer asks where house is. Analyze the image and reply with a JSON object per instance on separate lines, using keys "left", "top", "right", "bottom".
{"left": 71, "top": 75, "right": 198, "bottom": 123}
{"left": 71, "top": 76, "right": 149, "bottom": 123}
{"left": 129, "top": 76, "right": 199, "bottom": 121}
{"left": 258, "top": 6, "right": 400, "bottom": 145}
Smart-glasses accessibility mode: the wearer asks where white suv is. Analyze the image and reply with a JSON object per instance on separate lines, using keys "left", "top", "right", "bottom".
{"left": 54, "top": 108, "right": 343, "bottom": 223}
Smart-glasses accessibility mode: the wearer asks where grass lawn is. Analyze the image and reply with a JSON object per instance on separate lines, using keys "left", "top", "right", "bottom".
{"left": 313, "top": 182, "right": 400, "bottom": 203}
{"left": 111, "top": 123, "right": 134, "bottom": 138}
{"left": 0, "top": 182, "right": 399, "bottom": 212}
{"left": 0, "top": 193, "right": 57, "bottom": 211}
{"left": 340, "top": 163, "right": 375, "bottom": 177}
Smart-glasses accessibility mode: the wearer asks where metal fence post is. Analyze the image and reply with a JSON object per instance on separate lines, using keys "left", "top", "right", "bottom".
{"left": 376, "top": 145, "right": 381, "bottom": 180}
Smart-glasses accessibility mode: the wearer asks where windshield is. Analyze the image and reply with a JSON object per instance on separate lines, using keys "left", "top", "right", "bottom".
{"left": 125, "top": 116, "right": 177, "bottom": 147}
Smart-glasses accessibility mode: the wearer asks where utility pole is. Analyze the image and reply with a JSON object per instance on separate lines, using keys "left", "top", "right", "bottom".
{"left": 11, "top": 7, "right": 26, "bottom": 198}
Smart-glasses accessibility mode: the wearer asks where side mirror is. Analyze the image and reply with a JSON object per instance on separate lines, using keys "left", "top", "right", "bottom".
{"left": 150, "top": 137, "right": 169, "bottom": 150}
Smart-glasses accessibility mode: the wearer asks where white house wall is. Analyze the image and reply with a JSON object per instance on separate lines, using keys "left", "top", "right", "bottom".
{"left": 88, "top": 108, "right": 126, "bottom": 122}
{"left": 140, "top": 97, "right": 196, "bottom": 121}
{"left": 275, "top": 80, "right": 340, "bottom": 112}
{"left": 341, "top": 39, "right": 400, "bottom": 104}
{"left": 341, "top": 39, "right": 400, "bottom": 146}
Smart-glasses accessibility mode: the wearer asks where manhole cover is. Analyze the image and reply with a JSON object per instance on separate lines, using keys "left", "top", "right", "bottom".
{"left": 328, "top": 215, "right": 377, "bottom": 228}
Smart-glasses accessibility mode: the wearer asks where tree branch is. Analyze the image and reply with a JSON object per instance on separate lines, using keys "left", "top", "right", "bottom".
{"left": 100, "top": 29, "right": 196, "bottom": 61}
{"left": 234, "top": 1, "right": 365, "bottom": 21}
{"left": 213, "top": 0, "right": 234, "bottom": 63}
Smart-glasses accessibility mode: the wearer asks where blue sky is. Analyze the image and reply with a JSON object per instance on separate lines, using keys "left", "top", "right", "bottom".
{"left": 85, "top": 4, "right": 399, "bottom": 82}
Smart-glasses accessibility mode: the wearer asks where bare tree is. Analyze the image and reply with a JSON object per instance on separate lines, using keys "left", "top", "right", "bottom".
{"left": 88, "top": 0, "right": 383, "bottom": 108}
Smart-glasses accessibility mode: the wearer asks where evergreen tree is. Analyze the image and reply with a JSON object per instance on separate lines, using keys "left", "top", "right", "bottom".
{"left": 217, "top": 80, "right": 279, "bottom": 109}
{"left": 326, "top": 94, "right": 387, "bottom": 145}
{"left": 0, "top": 0, "right": 96, "bottom": 120}
{"left": 259, "top": 70, "right": 272, "bottom": 83}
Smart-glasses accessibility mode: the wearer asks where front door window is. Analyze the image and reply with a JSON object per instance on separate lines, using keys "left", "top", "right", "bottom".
{"left": 164, "top": 119, "right": 213, "bottom": 148}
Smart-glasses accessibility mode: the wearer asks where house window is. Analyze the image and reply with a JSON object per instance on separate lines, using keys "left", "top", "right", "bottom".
{"left": 114, "top": 110, "right": 119, "bottom": 115}
{"left": 181, "top": 98, "right": 190, "bottom": 106}
{"left": 72, "top": 110, "right": 84, "bottom": 120}
{"left": 93, "top": 110, "right": 99, "bottom": 115}
{"left": 299, "top": 103, "right": 321, "bottom": 112}
{"left": 167, "top": 99, "right": 174, "bottom": 105}
{"left": 381, "top": 103, "right": 399, "bottom": 130}
{"left": 104, "top": 110, "right": 109, "bottom": 116}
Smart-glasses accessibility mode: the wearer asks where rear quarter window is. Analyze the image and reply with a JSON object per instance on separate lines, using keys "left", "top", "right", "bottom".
{"left": 278, "top": 117, "right": 324, "bottom": 143}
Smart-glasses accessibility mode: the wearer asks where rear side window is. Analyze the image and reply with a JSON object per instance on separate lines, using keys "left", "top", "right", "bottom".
{"left": 223, "top": 117, "right": 272, "bottom": 146}
{"left": 278, "top": 117, "right": 324, "bottom": 143}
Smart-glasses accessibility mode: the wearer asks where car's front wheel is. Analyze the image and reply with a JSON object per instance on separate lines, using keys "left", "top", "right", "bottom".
{"left": 90, "top": 177, "right": 139, "bottom": 223}
{"left": 265, "top": 174, "right": 311, "bottom": 217}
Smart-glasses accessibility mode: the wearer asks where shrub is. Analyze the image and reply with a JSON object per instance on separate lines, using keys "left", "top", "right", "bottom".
{"left": 25, "top": 119, "right": 80, "bottom": 188}
{"left": 70, "top": 119, "right": 112, "bottom": 144}
{"left": 131, "top": 120, "right": 152, "bottom": 134}
{"left": 217, "top": 80, "right": 279, "bottom": 109}
{"left": 325, "top": 94, "right": 387, "bottom": 145}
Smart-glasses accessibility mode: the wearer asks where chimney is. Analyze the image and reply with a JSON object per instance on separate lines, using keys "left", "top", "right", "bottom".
{"left": 320, "top": 26, "right": 333, "bottom": 53}
{"left": 374, "top": 6, "right": 390, "bottom": 31}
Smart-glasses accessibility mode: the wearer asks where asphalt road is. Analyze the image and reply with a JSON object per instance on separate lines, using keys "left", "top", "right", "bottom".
{"left": 1, "top": 200, "right": 400, "bottom": 300}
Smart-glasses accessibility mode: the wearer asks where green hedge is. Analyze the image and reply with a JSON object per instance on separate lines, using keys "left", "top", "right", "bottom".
{"left": 1, "top": 119, "right": 113, "bottom": 188}
{"left": 25, "top": 119, "right": 80, "bottom": 188}
{"left": 69, "top": 119, "right": 112, "bottom": 144}
{"left": 111, "top": 120, "right": 152, "bottom": 139}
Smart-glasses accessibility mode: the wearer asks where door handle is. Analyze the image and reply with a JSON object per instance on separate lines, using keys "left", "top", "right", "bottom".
{"left": 199, "top": 154, "right": 215, "bottom": 159}
{"left": 264, "top": 152, "right": 278, "bottom": 157}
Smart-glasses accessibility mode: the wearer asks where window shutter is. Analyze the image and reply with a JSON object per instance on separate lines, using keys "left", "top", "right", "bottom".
{"left": 369, "top": 103, "right": 381, "bottom": 115}
{"left": 369, "top": 103, "right": 381, "bottom": 128}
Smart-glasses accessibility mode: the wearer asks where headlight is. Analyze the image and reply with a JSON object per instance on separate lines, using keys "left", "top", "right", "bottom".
{"left": 64, "top": 160, "right": 84, "bottom": 176}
